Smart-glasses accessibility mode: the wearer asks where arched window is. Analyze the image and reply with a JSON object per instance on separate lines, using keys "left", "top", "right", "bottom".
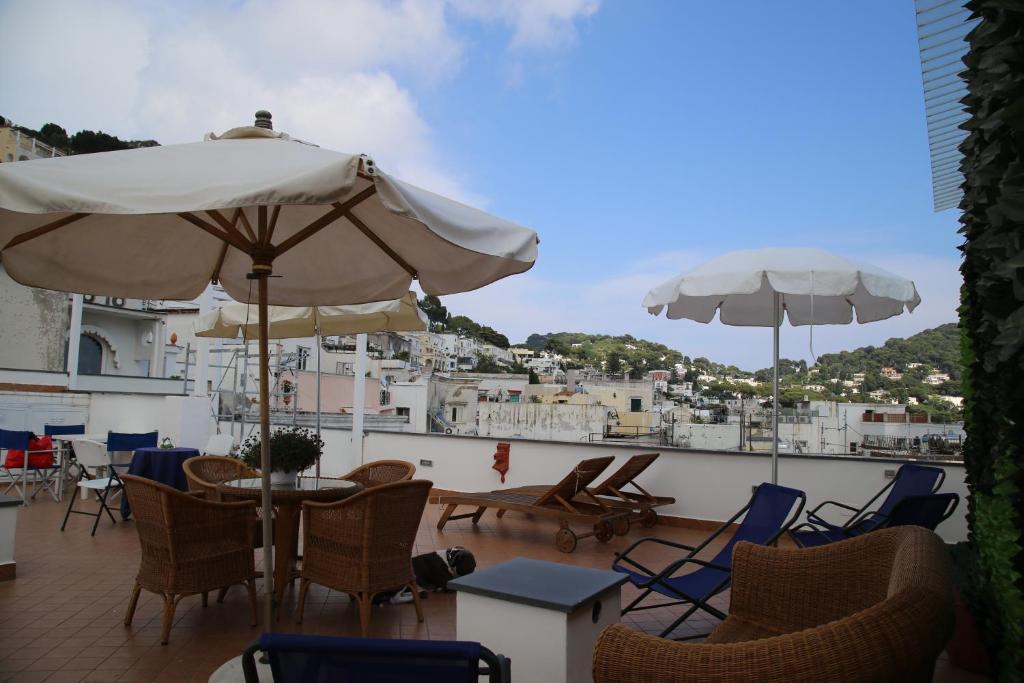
{"left": 78, "top": 334, "right": 103, "bottom": 375}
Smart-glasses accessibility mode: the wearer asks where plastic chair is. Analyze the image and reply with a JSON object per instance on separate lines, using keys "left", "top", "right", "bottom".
{"left": 60, "top": 439, "right": 123, "bottom": 535}
{"left": 613, "top": 482, "right": 806, "bottom": 639}
{"left": 203, "top": 433, "right": 236, "bottom": 456}
{"left": 791, "top": 492, "right": 960, "bottom": 548}
{"left": 0, "top": 428, "right": 60, "bottom": 504}
{"left": 242, "top": 633, "right": 510, "bottom": 683}
{"left": 44, "top": 424, "right": 86, "bottom": 499}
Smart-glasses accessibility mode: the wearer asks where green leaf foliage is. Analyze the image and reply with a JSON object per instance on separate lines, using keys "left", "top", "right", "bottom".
{"left": 239, "top": 426, "right": 322, "bottom": 474}
{"left": 959, "top": 2, "right": 1024, "bottom": 677}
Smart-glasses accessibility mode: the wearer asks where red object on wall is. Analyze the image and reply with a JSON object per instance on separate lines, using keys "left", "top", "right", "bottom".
{"left": 492, "top": 442, "right": 511, "bottom": 483}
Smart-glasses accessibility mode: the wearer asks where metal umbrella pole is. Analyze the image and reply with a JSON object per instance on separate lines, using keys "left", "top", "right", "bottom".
{"left": 771, "top": 291, "right": 780, "bottom": 485}
{"left": 252, "top": 259, "right": 275, "bottom": 629}
{"left": 315, "top": 329, "right": 322, "bottom": 478}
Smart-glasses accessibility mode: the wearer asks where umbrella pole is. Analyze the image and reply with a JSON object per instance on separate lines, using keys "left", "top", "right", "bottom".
{"left": 315, "top": 330, "right": 322, "bottom": 478}
{"left": 255, "top": 269, "right": 275, "bottom": 628}
{"left": 771, "top": 291, "right": 780, "bottom": 485}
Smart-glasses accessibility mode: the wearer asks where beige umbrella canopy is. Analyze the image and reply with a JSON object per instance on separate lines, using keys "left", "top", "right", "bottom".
{"left": 195, "top": 291, "right": 429, "bottom": 478}
{"left": 194, "top": 291, "right": 428, "bottom": 339}
{"left": 0, "top": 111, "right": 538, "bottom": 625}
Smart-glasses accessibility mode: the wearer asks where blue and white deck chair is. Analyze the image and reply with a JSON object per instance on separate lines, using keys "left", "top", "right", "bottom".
{"left": 613, "top": 482, "right": 805, "bottom": 639}
{"left": 44, "top": 424, "right": 86, "bottom": 498}
{"left": 242, "top": 633, "right": 510, "bottom": 683}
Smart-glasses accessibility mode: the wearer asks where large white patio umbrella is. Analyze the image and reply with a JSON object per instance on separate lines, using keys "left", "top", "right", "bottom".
{"left": 194, "top": 292, "right": 428, "bottom": 474}
{"left": 644, "top": 247, "right": 920, "bottom": 484}
{"left": 0, "top": 112, "right": 537, "bottom": 624}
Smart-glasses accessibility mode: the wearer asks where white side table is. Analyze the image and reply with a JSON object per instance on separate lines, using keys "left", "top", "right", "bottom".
{"left": 450, "top": 557, "right": 627, "bottom": 683}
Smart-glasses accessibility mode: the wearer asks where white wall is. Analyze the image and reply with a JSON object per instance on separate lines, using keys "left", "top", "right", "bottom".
{"left": 294, "top": 428, "right": 969, "bottom": 544}
{"left": 0, "top": 390, "right": 89, "bottom": 432}
{"left": 478, "top": 402, "right": 607, "bottom": 441}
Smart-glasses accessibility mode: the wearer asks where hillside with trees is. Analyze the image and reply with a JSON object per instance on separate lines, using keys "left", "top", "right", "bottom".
{"left": 521, "top": 332, "right": 684, "bottom": 378}
{"left": 9, "top": 121, "right": 159, "bottom": 154}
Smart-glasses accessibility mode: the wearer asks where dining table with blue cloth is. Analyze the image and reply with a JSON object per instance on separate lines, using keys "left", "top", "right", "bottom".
{"left": 120, "top": 447, "right": 199, "bottom": 519}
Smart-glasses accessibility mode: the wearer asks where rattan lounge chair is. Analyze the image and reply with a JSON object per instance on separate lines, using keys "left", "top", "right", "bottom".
{"left": 436, "top": 456, "right": 629, "bottom": 553}
{"left": 614, "top": 482, "right": 805, "bottom": 639}
{"left": 121, "top": 474, "right": 259, "bottom": 644}
{"left": 594, "top": 526, "right": 954, "bottom": 682}
{"left": 340, "top": 459, "right": 416, "bottom": 488}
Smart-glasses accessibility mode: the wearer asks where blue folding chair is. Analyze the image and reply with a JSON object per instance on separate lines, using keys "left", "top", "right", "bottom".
{"left": 613, "top": 482, "right": 806, "bottom": 639}
{"left": 790, "top": 464, "right": 945, "bottom": 546}
{"left": 0, "top": 428, "right": 61, "bottom": 504}
{"left": 44, "top": 424, "right": 86, "bottom": 499}
{"left": 242, "top": 633, "right": 510, "bottom": 683}
{"left": 106, "top": 431, "right": 158, "bottom": 461}
{"left": 791, "top": 492, "right": 960, "bottom": 547}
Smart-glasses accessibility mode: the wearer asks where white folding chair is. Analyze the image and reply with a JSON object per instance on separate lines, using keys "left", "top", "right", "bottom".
{"left": 61, "top": 439, "right": 123, "bottom": 536}
{"left": 203, "top": 433, "right": 236, "bottom": 457}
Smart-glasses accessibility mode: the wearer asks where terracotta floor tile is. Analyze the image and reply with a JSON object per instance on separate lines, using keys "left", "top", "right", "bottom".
{"left": 3, "top": 489, "right": 985, "bottom": 682}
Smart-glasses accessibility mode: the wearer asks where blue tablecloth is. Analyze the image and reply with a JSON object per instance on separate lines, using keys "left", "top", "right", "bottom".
{"left": 120, "top": 447, "right": 199, "bottom": 519}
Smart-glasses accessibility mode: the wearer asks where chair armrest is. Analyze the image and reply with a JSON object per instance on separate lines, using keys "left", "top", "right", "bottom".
{"left": 726, "top": 536, "right": 901, "bottom": 632}
{"left": 612, "top": 537, "right": 697, "bottom": 579}
{"left": 806, "top": 500, "right": 860, "bottom": 528}
{"left": 593, "top": 589, "right": 953, "bottom": 683}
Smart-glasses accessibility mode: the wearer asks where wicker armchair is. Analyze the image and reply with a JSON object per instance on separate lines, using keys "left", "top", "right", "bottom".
{"left": 593, "top": 526, "right": 954, "bottom": 683}
{"left": 296, "top": 479, "right": 432, "bottom": 636}
{"left": 183, "top": 455, "right": 259, "bottom": 499}
{"left": 340, "top": 460, "right": 416, "bottom": 488}
{"left": 121, "top": 474, "right": 259, "bottom": 644}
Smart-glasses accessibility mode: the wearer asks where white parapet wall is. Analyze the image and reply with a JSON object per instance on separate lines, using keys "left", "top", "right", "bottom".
{"left": 223, "top": 423, "right": 968, "bottom": 544}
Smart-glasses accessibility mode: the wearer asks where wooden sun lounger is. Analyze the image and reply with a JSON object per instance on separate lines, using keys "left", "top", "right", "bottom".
{"left": 510, "top": 453, "right": 675, "bottom": 532}
{"left": 435, "top": 456, "right": 629, "bottom": 553}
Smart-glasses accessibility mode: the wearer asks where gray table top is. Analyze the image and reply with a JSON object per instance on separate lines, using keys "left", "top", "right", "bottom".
{"left": 448, "top": 557, "right": 627, "bottom": 613}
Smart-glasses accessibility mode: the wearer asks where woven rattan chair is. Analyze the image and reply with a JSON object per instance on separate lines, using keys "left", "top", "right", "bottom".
{"left": 121, "top": 474, "right": 259, "bottom": 644}
{"left": 340, "top": 460, "right": 416, "bottom": 488}
{"left": 296, "top": 479, "right": 432, "bottom": 636}
{"left": 593, "top": 526, "right": 954, "bottom": 683}
{"left": 183, "top": 455, "right": 259, "bottom": 498}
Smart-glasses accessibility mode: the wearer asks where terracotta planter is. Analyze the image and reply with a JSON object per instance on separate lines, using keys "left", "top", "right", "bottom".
{"left": 946, "top": 593, "right": 992, "bottom": 675}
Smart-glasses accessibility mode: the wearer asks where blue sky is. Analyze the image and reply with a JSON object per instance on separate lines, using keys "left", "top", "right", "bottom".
{"left": 1, "top": 0, "right": 961, "bottom": 369}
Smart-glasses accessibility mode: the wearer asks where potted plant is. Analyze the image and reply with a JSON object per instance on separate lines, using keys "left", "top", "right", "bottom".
{"left": 280, "top": 379, "right": 294, "bottom": 406}
{"left": 238, "top": 426, "right": 322, "bottom": 487}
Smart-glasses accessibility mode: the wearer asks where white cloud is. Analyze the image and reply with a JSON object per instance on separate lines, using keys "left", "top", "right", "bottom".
{"left": 441, "top": 251, "right": 963, "bottom": 370}
{"left": 450, "top": 0, "right": 600, "bottom": 50}
{"left": 1, "top": 0, "right": 592, "bottom": 201}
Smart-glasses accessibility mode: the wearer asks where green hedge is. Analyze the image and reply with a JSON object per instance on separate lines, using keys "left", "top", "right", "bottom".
{"left": 958, "top": 1, "right": 1024, "bottom": 678}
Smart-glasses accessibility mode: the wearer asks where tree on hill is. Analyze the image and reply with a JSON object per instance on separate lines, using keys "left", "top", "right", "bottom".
{"left": 419, "top": 295, "right": 449, "bottom": 328}
{"left": 607, "top": 352, "right": 622, "bottom": 373}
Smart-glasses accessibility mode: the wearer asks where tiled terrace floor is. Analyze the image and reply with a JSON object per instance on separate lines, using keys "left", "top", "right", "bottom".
{"left": 1, "top": 493, "right": 990, "bottom": 682}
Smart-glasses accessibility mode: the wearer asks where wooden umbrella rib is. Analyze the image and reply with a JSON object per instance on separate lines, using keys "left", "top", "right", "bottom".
{"left": 345, "top": 209, "right": 417, "bottom": 278}
{"left": 205, "top": 209, "right": 250, "bottom": 245}
{"left": 210, "top": 241, "right": 229, "bottom": 284}
{"left": 257, "top": 206, "right": 268, "bottom": 247}
{"left": 267, "top": 206, "right": 281, "bottom": 246}
{"left": 177, "top": 212, "right": 253, "bottom": 254}
{"left": 273, "top": 186, "right": 377, "bottom": 258}
{"left": 232, "top": 208, "right": 257, "bottom": 243}
{"left": 3, "top": 213, "right": 89, "bottom": 250}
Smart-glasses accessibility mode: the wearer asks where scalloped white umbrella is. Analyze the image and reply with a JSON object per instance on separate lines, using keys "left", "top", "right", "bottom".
{"left": 644, "top": 248, "right": 920, "bottom": 483}
{"left": 0, "top": 112, "right": 538, "bottom": 625}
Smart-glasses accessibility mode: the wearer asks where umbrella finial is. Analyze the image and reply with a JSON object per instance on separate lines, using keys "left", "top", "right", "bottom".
{"left": 254, "top": 110, "right": 273, "bottom": 130}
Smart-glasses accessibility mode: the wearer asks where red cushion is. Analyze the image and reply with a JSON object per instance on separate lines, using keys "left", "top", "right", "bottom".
{"left": 4, "top": 435, "right": 55, "bottom": 469}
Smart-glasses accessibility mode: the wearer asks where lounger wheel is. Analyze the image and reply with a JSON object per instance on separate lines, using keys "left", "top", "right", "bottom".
{"left": 641, "top": 509, "right": 658, "bottom": 528}
{"left": 594, "top": 520, "right": 614, "bottom": 544}
{"left": 612, "top": 516, "right": 630, "bottom": 536}
{"left": 555, "top": 528, "right": 578, "bottom": 553}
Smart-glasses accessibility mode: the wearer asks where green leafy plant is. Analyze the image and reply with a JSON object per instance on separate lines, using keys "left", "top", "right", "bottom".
{"left": 958, "top": 2, "right": 1024, "bottom": 676}
{"left": 239, "top": 426, "right": 322, "bottom": 473}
